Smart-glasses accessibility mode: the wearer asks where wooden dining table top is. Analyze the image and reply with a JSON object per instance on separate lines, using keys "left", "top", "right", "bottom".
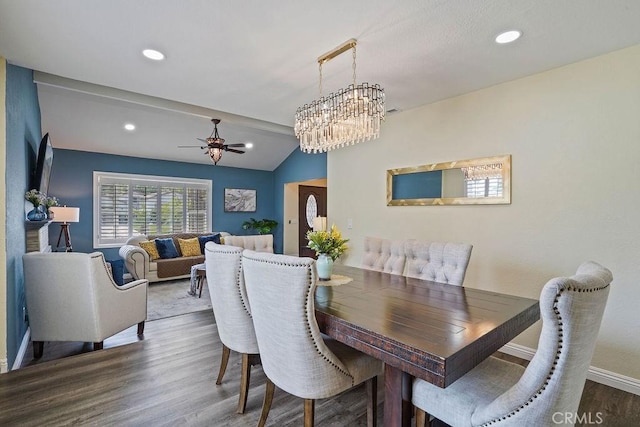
{"left": 314, "top": 265, "right": 540, "bottom": 388}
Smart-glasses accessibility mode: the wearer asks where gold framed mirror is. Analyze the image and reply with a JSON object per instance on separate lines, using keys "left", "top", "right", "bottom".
{"left": 386, "top": 155, "right": 511, "bottom": 206}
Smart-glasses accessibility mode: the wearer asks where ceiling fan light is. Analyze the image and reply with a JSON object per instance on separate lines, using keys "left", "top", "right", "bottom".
{"left": 209, "top": 147, "right": 223, "bottom": 165}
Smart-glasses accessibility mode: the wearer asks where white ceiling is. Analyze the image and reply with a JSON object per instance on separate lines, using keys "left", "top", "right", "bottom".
{"left": 1, "top": 0, "right": 640, "bottom": 170}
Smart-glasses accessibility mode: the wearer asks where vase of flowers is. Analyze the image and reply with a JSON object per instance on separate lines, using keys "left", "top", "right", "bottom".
{"left": 25, "top": 189, "right": 47, "bottom": 221}
{"left": 306, "top": 224, "right": 349, "bottom": 281}
{"left": 44, "top": 195, "right": 59, "bottom": 220}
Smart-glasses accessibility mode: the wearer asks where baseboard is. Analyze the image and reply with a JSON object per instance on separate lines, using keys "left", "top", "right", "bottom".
{"left": 11, "top": 327, "right": 30, "bottom": 371}
{"left": 500, "top": 343, "right": 640, "bottom": 396}
{"left": 0, "top": 358, "right": 7, "bottom": 373}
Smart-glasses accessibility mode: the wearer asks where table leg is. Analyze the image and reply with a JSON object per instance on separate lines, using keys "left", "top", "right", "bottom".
{"left": 383, "top": 364, "right": 413, "bottom": 427}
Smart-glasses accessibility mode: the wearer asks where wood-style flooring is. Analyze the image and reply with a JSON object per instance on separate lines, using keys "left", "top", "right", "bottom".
{"left": 1, "top": 310, "right": 638, "bottom": 426}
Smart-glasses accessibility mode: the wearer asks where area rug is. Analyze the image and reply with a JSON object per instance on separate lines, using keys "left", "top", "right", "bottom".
{"left": 146, "top": 278, "right": 212, "bottom": 321}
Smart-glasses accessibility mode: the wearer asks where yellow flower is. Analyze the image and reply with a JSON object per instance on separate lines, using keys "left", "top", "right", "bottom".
{"left": 306, "top": 224, "right": 349, "bottom": 261}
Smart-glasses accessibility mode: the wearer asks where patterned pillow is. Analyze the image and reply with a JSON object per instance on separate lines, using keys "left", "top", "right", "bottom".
{"left": 139, "top": 240, "right": 160, "bottom": 260}
{"left": 198, "top": 233, "right": 221, "bottom": 253}
{"left": 178, "top": 237, "right": 202, "bottom": 257}
{"left": 155, "top": 238, "right": 179, "bottom": 259}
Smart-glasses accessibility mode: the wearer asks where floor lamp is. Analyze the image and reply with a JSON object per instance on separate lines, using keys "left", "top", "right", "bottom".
{"left": 49, "top": 206, "right": 80, "bottom": 252}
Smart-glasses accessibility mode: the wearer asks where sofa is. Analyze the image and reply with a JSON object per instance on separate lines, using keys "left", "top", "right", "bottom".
{"left": 119, "top": 232, "right": 231, "bottom": 283}
{"left": 119, "top": 232, "right": 275, "bottom": 283}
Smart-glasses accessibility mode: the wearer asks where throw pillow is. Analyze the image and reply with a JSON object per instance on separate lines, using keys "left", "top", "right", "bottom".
{"left": 109, "top": 259, "right": 126, "bottom": 286}
{"left": 178, "top": 237, "right": 202, "bottom": 257}
{"left": 155, "top": 238, "right": 180, "bottom": 259}
{"left": 139, "top": 240, "right": 160, "bottom": 260}
{"left": 198, "top": 233, "right": 221, "bottom": 253}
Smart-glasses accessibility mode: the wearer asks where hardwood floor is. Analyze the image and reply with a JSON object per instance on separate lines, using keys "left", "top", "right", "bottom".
{"left": 2, "top": 310, "right": 638, "bottom": 426}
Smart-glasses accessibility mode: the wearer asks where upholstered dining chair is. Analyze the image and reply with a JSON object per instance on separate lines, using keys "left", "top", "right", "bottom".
{"left": 411, "top": 261, "right": 612, "bottom": 427}
{"left": 223, "top": 234, "right": 274, "bottom": 253}
{"left": 403, "top": 240, "right": 473, "bottom": 285}
{"left": 22, "top": 252, "right": 148, "bottom": 358}
{"left": 242, "top": 250, "right": 383, "bottom": 427}
{"left": 362, "top": 236, "right": 406, "bottom": 274}
{"left": 204, "top": 242, "right": 260, "bottom": 414}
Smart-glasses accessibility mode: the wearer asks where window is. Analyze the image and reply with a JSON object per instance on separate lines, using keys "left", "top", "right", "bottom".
{"left": 94, "top": 172, "right": 212, "bottom": 248}
{"left": 465, "top": 177, "right": 503, "bottom": 198}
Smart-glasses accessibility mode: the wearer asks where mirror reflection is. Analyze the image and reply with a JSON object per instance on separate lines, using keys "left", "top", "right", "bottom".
{"left": 387, "top": 155, "right": 511, "bottom": 206}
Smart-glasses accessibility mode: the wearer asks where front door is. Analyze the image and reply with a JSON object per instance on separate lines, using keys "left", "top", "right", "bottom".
{"left": 298, "top": 185, "right": 327, "bottom": 258}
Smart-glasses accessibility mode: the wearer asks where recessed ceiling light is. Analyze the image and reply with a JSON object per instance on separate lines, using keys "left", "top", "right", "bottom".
{"left": 495, "top": 30, "right": 522, "bottom": 44}
{"left": 124, "top": 123, "right": 136, "bottom": 131}
{"left": 142, "top": 49, "right": 165, "bottom": 61}
{"left": 245, "top": 142, "right": 254, "bottom": 149}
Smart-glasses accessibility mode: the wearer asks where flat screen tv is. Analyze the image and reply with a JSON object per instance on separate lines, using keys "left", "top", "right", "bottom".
{"left": 31, "top": 133, "right": 54, "bottom": 196}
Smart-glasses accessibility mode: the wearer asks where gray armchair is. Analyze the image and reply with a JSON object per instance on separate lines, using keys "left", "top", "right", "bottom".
{"left": 411, "top": 261, "right": 612, "bottom": 426}
{"left": 242, "top": 250, "right": 383, "bottom": 427}
{"left": 23, "top": 252, "right": 148, "bottom": 358}
{"left": 204, "top": 242, "right": 260, "bottom": 414}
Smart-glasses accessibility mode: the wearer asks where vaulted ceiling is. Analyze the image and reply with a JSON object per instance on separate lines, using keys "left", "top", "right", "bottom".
{"left": 1, "top": 1, "right": 639, "bottom": 170}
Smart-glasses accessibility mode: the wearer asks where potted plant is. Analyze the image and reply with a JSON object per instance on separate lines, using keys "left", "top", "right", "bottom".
{"left": 44, "top": 195, "right": 59, "bottom": 220}
{"left": 306, "top": 224, "right": 349, "bottom": 280}
{"left": 24, "top": 189, "right": 46, "bottom": 221}
{"left": 241, "top": 218, "right": 278, "bottom": 235}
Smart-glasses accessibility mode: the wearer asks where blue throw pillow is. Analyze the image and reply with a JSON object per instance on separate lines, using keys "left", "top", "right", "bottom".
{"left": 108, "top": 259, "right": 125, "bottom": 286}
{"left": 198, "top": 233, "right": 221, "bottom": 253}
{"left": 155, "top": 238, "right": 179, "bottom": 259}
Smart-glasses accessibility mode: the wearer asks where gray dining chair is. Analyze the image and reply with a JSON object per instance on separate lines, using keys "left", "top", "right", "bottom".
{"left": 242, "top": 250, "right": 383, "bottom": 427}
{"left": 403, "top": 240, "right": 473, "bottom": 285}
{"left": 204, "top": 242, "right": 260, "bottom": 414}
{"left": 362, "top": 236, "right": 406, "bottom": 274}
{"left": 412, "top": 261, "right": 612, "bottom": 427}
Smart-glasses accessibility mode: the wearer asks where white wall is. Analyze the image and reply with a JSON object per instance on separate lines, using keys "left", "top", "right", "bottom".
{"left": 328, "top": 45, "right": 640, "bottom": 380}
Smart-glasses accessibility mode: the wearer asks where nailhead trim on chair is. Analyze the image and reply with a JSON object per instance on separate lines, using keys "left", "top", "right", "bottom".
{"left": 244, "top": 254, "right": 354, "bottom": 383}
{"left": 479, "top": 281, "right": 610, "bottom": 426}
{"left": 93, "top": 252, "right": 118, "bottom": 287}
{"left": 207, "top": 245, "right": 253, "bottom": 318}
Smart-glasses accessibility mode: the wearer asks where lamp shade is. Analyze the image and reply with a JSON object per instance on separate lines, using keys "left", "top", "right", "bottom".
{"left": 50, "top": 206, "right": 80, "bottom": 223}
{"left": 312, "top": 216, "right": 327, "bottom": 232}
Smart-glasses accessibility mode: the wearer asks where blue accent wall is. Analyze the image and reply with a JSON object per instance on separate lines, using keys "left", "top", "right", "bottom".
{"left": 392, "top": 170, "right": 442, "bottom": 199}
{"left": 48, "top": 149, "right": 275, "bottom": 260}
{"left": 273, "top": 148, "right": 327, "bottom": 253}
{"left": 5, "top": 64, "right": 41, "bottom": 367}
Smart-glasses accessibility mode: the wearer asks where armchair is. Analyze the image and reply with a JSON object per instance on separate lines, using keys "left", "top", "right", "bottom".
{"left": 412, "top": 261, "right": 612, "bottom": 426}
{"left": 23, "top": 252, "right": 148, "bottom": 358}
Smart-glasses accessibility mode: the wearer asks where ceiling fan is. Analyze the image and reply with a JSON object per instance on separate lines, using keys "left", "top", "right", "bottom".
{"left": 179, "top": 118, "right": 247, "bottom": 165}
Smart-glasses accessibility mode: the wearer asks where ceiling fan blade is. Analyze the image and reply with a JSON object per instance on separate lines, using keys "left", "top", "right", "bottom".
{"left": 225, "top": 148, "right": 245, "bottom": 154}
{"left": 196, "top": 138, "right": 209, "bottom": 143}
{"left": 226, "top": 143, "right": 246, "bottom": 147}
{"left": 178, "top": 145, "right": 206, "bottom": 148}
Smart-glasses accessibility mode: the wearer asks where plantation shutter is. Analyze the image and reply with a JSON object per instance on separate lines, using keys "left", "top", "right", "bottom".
{"left": 95, "top": 172, "right": 211, "bottom": 247}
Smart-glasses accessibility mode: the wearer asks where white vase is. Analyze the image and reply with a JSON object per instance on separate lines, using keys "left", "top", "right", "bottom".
{"left": 316, "top": 253, "right": 333, "bottom": 281}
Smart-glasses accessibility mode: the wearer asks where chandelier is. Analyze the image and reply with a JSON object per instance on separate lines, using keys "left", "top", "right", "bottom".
{"left": 294, "top": 39, "right": 385, "bottom": 153}
{"left": 462, "top": 163, "right": 503, "bottom": 180}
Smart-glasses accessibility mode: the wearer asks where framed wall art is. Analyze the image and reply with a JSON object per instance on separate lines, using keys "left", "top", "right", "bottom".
{"left": 224, "top": 188, "right": 257, "bottom": 212}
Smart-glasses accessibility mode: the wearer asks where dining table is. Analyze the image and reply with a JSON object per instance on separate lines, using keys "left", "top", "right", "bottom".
{"left": 314, "top": 265, "right": 540, "bottom": 427}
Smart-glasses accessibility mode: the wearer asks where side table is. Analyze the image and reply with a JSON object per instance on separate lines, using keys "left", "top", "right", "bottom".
{"left": 196, "top": 265, "right": 207, "bottom": 298}
{"left": 189, "top": 263, "right": 207, "bottom": 298}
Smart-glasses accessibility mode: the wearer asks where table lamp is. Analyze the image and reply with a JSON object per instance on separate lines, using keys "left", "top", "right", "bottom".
{"left": 312, "top": 216, "right": 327, "bottom": 232}
{"left": 49, "top": 206, "right": 80, "bottom": 252}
